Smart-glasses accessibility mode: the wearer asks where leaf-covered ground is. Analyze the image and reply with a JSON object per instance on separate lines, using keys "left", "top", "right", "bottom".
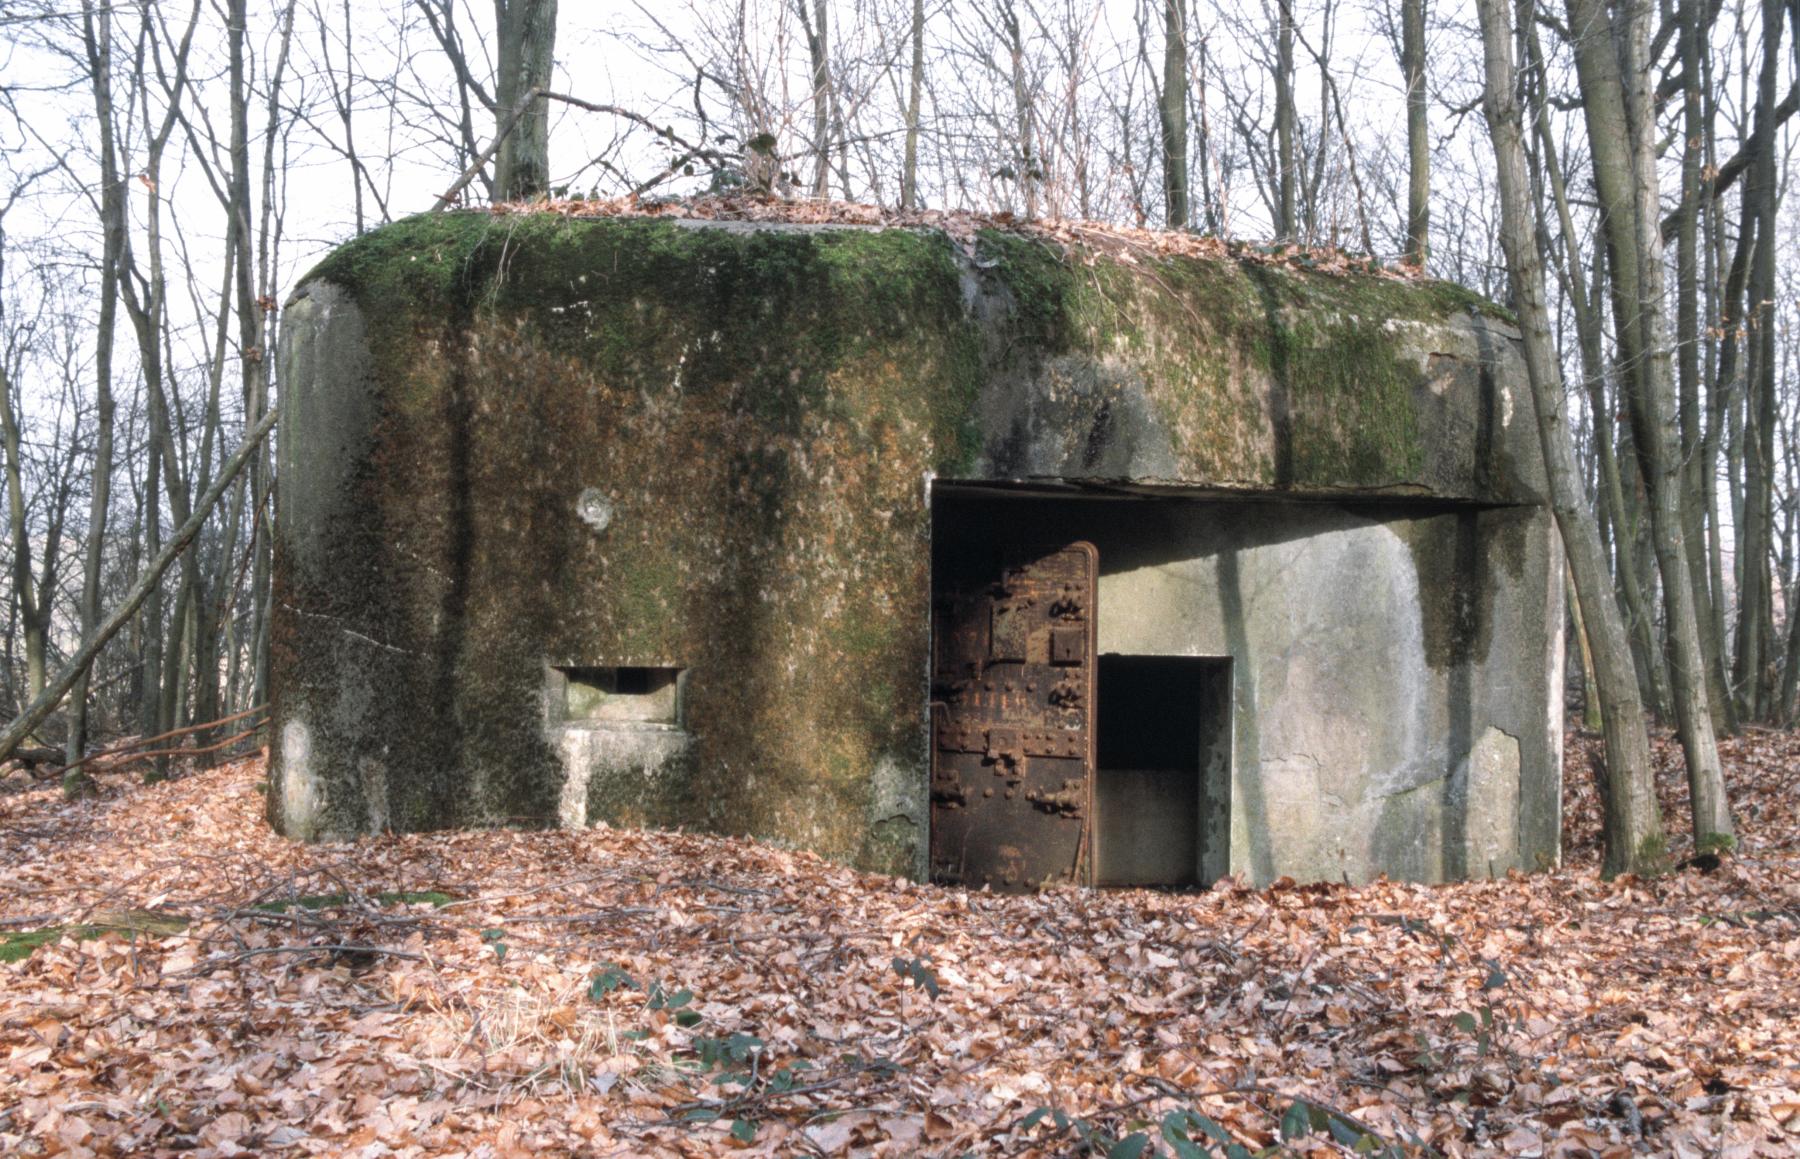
{"left": 2, "top": 728, "right": 1797, "bottom": 1158}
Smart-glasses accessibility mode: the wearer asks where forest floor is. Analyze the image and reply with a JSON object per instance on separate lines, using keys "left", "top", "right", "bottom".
{"left": 1, "top": 729, "right": 1798, "bottom": 1158}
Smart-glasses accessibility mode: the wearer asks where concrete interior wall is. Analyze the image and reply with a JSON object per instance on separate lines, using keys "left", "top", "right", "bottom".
{"left": 932, "top": 487, "right": 1562, "bottom": 886}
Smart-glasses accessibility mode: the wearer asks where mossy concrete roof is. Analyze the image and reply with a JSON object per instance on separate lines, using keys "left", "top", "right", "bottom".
{"left": 298, "top": 210, "right": 1540, "bottom": 504}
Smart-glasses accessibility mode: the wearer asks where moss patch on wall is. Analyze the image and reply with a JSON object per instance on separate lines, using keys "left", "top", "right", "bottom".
{"left": 284, "top": 215, "right": 987, "bottom": 868}
{"left": 968, "top": 229, "right": 1488, "bottom": 490}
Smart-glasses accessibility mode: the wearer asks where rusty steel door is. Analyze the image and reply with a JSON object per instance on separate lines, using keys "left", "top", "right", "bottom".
{"left": 929, "top": 542, "right": 1097, "bottom": 890}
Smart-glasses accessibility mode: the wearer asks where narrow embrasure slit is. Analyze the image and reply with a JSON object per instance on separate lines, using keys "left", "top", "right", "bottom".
{"left": 558, "top": 666, "right": 683, "bottom": 725}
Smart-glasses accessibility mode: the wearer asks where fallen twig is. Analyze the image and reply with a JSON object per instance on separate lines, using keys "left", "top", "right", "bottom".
{"left": 437, "top": 870, "right": 628, "bottom": 910}
{"left": 182, "top": 943, "right": 432, "bottom": 973}
{"left": 84, "top": 724, "right": 268, "bottom": 776}
{"left": 56, "top": 704, "right": 268, "bottom": 778}
{"left": 502, "top": 907, "right": 660, "bottom": 924}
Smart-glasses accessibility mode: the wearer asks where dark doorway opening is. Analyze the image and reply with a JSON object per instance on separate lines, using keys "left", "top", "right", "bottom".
{"left": 1094, "top": 655, "right": 1232, "bottom": 887}
{"left": 931, "top": 484, "right": 1235, "bottom": 889}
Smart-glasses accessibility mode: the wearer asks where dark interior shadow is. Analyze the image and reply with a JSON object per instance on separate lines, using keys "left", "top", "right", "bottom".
{"left": 932, "top": 490, "right": 1406, "bottom": 589}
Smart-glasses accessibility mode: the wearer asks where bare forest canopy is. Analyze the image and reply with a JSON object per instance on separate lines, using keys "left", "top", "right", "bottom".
{"left": 0, "top": 0, "right": 1795, "bottom": 869}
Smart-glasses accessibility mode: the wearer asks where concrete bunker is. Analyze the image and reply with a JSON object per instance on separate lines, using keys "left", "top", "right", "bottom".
{"left": 268, "top": 210, "right": 1562, "bottom": 888}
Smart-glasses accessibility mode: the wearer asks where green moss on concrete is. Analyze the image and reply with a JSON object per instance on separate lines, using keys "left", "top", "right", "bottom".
{"left": 973, "top": 230, "right": 1072, "bottom": 344}
{"left": 1278, "top": 315, "right": 1425, "bottom": 481}
{"left": 305, "top": 213, "right": 492, "bottom": 299}
{"left": 973, "top": 230, "right": 1451, "bottom": 488}
{"left": 306, "top": 215, "right": 984, "bottom": 472}
{"left": 288, "top": 215, "right": 978, "bottom": 859}
{"left": 302, "top": 214, "right": 1494, "bottom": 505}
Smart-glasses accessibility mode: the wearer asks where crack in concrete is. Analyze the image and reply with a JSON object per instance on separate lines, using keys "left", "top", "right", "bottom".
{"left": 281, "top": 604, "right": 418, "bottom": 657}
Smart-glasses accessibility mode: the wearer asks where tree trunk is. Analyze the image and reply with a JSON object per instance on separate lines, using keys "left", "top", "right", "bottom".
{"left": 250, "top": 3, "right": 296, "bottom": 711}
{"left": 1159, "top": 0, "right": 1189, "bottom": 228}
{"left": 109, "top": 0, "right": 202, "bottom": 744}
{"left": 197, "top": 0, "right": 270, "bottom": 744}
{"left": 1701, "top": 43, "right": 1735, "bottom": 722}
{"left": 1570, "top": 571, "right": 1603, "bottom": 731}
{"left": 1706, "top": 215, "right": 1749, "bottom": 705}
{"left": 493, "top": 0, "right": 557, "bottom": 201}
{"left": 1522, "top": 19, "right": 1675, "bottom": 719}
{"left": 1000, "top": 1, "right": 1039, "bottom": 218}
{"left": 69, "top": 0, "right": 122, "bottom": 762}
{"left": 189, "top": 247, "right": 237, "bottom": 754}
{"left": 797, "top": 0, "right": 832, "bottom": 199}
{"left": 139, "top": 440, "right": 164, "bottom": 740}
{"left": 1274, "top": 0, "right": 1297, "bottom": 237}
{"left": 0, "top": 213, "right": 68, "bottom": 726}
{"left": 0, "top": 331, "right": 46, "bottom": 714}
{"left": 1565, "top": 0, "right": 1734, "bottom": 848}
{"left": 1400, "top": 0, "right": 1429, "bottom": 263}
{"left": 1475, "top": 0, "right": 1665, "bottom": 875}
{"left": 1739, "top": 0, "right": 1784, "bottom": 721}
{"left": 1195, "top": 36, "right": 1221, "bottom": 231}
{"left": 901, "top": 0, "right": 924, "bottom": 210}
{"left": 1674, "top": 0, "right": 1732, "bottom": 730}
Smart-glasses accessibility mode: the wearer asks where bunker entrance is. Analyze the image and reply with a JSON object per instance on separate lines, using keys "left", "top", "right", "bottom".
{"left": 1094, "top": 655, "right": 1231, "bottom": 888}
{"left": 930, "top": 487, "right": 1233, "bottom": 891}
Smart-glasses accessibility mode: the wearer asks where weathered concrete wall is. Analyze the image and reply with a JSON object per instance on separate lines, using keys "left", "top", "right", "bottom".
{"left": 966, "top": 233, "right": 1540, "bottom": 504}
{"left": 270, "top": 212, "right": 1554, "bottom": 882}
{"left": 272, "top": 222, "right": 966, "bottom": 874}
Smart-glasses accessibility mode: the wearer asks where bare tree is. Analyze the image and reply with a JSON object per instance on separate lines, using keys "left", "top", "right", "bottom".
{"left": 1273, "top": 0, "right": 1297, "bottom": 236}
{"left": 494, "top": 0, "right": 558, "bottom": 199}
{"left": 0, "top": 195, "right": 80, "bottom": 722}
{"left": 1398, "top": 0, "right": 1426, "bottom": 262}
{"left": 1563, "top": 0, "right": 1734, "bottom": 848}
{"left": 66, "top": 0, "right": 120, "bottom": 762}
{"left": 1474, "top": 0, "right": 1666, "bottom": 875}
{"left": 1159, "top": 0, "right": 1189, "bottom": 226}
